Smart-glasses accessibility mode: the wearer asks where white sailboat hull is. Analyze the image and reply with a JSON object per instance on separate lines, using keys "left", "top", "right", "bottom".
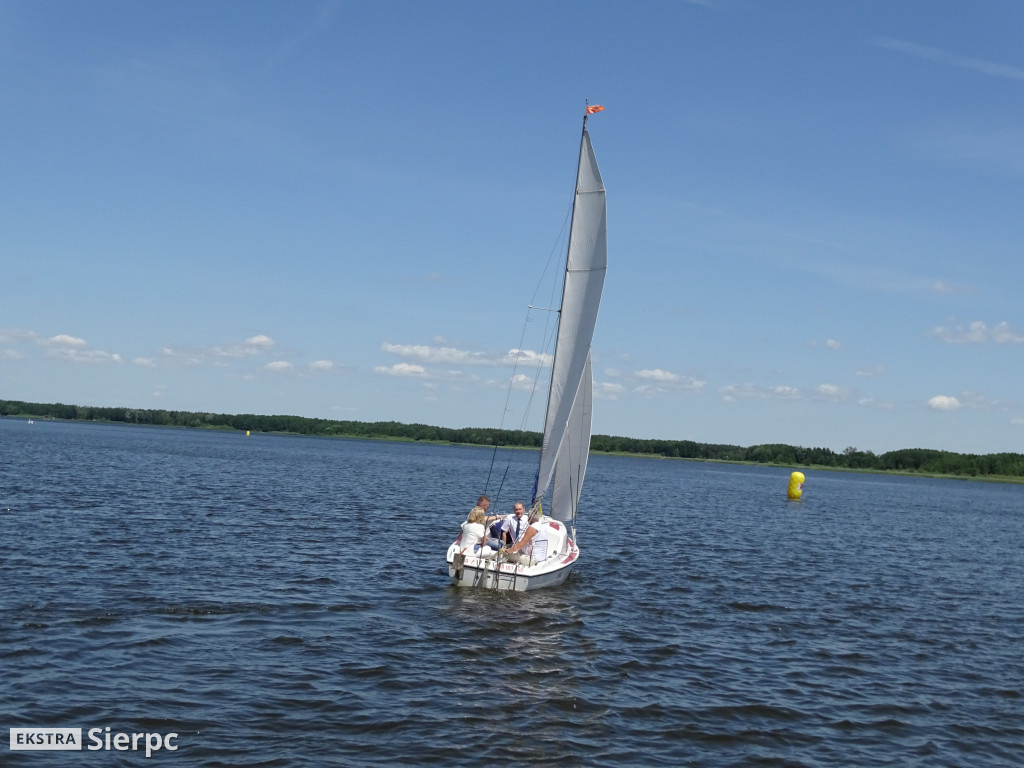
{"left": 445, "top": 522, "right": 580, "bottom": 591}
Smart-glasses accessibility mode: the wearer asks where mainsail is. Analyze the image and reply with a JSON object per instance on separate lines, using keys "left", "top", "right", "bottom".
{"left": 533, "top": 127, "right": 607, "bottom": 520}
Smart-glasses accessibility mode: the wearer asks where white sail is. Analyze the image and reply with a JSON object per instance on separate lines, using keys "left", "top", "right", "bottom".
{"left": 534, "top": 129, "right": 606, "bottom": 513}
{"left": 550, "top": 353, "right": 593, "bottom": 523}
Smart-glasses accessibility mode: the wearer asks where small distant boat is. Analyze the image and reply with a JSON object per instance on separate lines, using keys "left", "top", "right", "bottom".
{"left": 27, "top": 419, "right": 34, "bottom": 425}
{"left": 446, "top": 106, "right": 607, "bottom": 591}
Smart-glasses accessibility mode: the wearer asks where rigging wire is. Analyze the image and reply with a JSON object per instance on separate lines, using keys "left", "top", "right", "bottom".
{"left": 483, "top": 200, "right": 574, "bottom": 506}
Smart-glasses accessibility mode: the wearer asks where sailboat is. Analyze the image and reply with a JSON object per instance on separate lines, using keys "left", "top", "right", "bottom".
{"left": 446, "top": 107, "right": 607, "bottom": 590}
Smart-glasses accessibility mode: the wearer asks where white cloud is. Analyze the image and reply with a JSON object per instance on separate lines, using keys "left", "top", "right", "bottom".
{"left": 382, "top": 342, "right": 481, "bottom": 365}
{"left": 16, "top": 332, "right": 124, "bottom": 364}
{"left": 991, "top": 322, "right": 1024, "bottom": 343}
{"left": 0, "top": 329, "right": 44, "bottom": 347}
{"left": 509, "top": 373, "right": 536, "bottom": 391}
{"left": 856, "top": 365, "right": 886, "bottom": 378}
{"left": 636, "top": 368, "right": 679, "bottom": 383}
{"left": 374, "top": 362, "right": 427, "bottom": 377}
{"left": 49, "top": 348, "right": 123, "bottom": 364}
{"left": 720, "top": 383, "right": 804, "bottom": 402}
{"left": 1, "top": 328, "right": 371, "bottom": 377}
{"left": 47, "top": 334, "right": 88, "bottom": 348}
{"left": 594, "top": 381, "right": 625, "bottom": 400}
{"left": 144, "top": 335, "right": 320, "bottom": 370}
{"left": 213, "top": 335, "right": 276, "bottom": 358}
{"left": 809, "top": 338, "right": 844, "bottom": 350}
{"left": 1011, "top": 417, "right": 1024, "bottom": 427}
{"left": 381, "top": 341, "right": 551, "bottom": 368}
{"left": 502, "top": 348, "right": 552, "bottom": 367}
{"left": 925, "top": 391, "right": 1003, "bottom": 413}
{"left": 633, "top": 368, "right": 706, "bottom": 392}
{"left": 814, "top": 384, "right": 848, "bottom": 402}
{"left": 160, "top": 347, "right": 205, "bottom": 366}
{"left": 633, "top": 384, "right": 666, "bottom": 397}
{"left": 933, "top": 320, "right": 1024, "bottom": 344}
{"left": 720, "top": 384, "right": 753, "bottom": 402}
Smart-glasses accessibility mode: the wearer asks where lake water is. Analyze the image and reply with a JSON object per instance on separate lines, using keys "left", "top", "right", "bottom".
{"left": 2, "top": 418, "right": 1022, "bottom": 766}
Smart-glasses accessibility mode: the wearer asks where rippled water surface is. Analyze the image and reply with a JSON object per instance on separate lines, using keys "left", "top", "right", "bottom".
{"left": 2, "top": 419, "right": 1023, "bottom": 766}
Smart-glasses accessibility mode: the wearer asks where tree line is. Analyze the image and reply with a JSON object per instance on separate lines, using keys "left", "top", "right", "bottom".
{"left": 3, "top": 398, "right": 1022, "bottom": 480}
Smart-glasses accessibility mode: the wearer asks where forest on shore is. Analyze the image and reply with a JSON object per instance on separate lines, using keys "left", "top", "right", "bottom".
{"left": 3, "top": 398, "right": 1023, "bottom": 480}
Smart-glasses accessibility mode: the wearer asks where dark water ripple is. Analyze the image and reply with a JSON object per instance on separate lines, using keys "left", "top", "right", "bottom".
{"left": 1, "top": 419, "right": 1022, "bottom": 766}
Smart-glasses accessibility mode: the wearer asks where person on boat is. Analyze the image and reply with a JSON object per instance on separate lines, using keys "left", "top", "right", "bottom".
{"left": 500, "top": 507, "right": 548, "bottom": 565}
{"left": 469, "top": 495, "right": 503, "bottom": 550}
{"left": 499, "top": 502, "right": 528, "bottom": 547}
{"left": 460, "top": 507, "right": 501, "bottom": 559}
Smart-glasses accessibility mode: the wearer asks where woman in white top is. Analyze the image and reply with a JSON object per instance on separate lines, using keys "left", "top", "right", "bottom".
{"left": 501, "top": 507, "right": 548, "bottom": 565}
{"left": 460, "top": 507, "right": 501, "bottom": 558}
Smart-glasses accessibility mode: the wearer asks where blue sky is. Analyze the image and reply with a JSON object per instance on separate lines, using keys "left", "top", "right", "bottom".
{"left": 3, "top": 0, "right": 1023, "bottom": 455}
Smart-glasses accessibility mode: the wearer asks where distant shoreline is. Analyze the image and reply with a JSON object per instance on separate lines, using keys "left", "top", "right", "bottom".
{"left": 4, "top": 401, "right": 1022, "bottom": 485}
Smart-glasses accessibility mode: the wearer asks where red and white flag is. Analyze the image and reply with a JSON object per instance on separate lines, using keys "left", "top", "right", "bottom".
{"left": 585, "top": 104, "right": 605, "bottom": 115}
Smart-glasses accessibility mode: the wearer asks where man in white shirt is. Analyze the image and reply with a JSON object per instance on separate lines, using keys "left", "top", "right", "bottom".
{"left": 500, "top": 502, "right": 528, "bottom": 547}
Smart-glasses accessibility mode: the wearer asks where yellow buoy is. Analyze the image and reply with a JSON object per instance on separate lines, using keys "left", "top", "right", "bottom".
{"left": 787, "top": 471, "right": 805, "bottom": 500}
{"left": 246, "top": 430, "right": 250, "bottom": 437}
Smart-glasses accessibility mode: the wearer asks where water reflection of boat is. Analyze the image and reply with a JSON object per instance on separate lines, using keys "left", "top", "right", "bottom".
{"left": 446, "top": 106, "right": 607, "bottom": 591}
